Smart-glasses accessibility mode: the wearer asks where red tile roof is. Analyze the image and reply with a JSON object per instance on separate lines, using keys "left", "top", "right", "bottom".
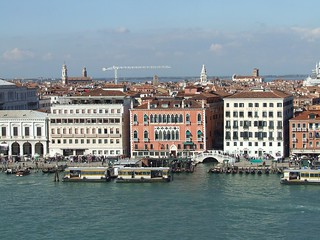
{"left": 81, "top": 88, "right": 127, "bottom": 97}
{"left": 225, "top": 89, "right": 291, "bottom": 99}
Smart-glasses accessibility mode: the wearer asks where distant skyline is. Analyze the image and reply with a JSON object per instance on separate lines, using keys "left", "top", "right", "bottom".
{"left": 1, "top": 0, "right": 320, "bottom": 79}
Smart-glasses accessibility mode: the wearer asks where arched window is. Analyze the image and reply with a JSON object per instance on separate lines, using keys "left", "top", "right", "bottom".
{"left": 171, "top": 114, "right": 175, "bottom": 123}
{"left": 197, "top": 130, "right": 202, "bottom": 139}
{"left": 163, "top": 114, "right": 167, "bottom": 123}
{"left": 144, "top": 114, "right": 148, "bottom": 124}
{"left": 133, "top": 114, "right": 138, "bottom": 123}
{"left": 175, "top": 130, "right": 179, "bottom": 140}
{"left": 159, "top": 131, "right": 163, "bottom": 140}
{"left": 171, "top": 130, "right": 175, "bottom": 140}
{"left": 179, "top": 114, "right": 183, "bottom": 123}
{"left": 163, "top": 130, "right": 167, "bottom": 140}
{"left": 167, "top": 114, "right": 171, "bottom": 123}
{"left": 154, "top": 114, "right": 158, "bottom": 123}
{"left": 186, "top": 130, "right": 191, "bottom": 141}
{"left": 167, "top": 130, "right": 171, "bottom": 140}
{"left": 175, "top": 114, "right": 178, "bottom": 123}
{"left": 144, "top": 130, "right": 148, "bottom": 140}
{"left": 197, "top": 113, "right": 201, "bottom": 123}
{"left": 155, "top": 130, "right": 159, "bottom": 140}
{"left": 186, "top": 114, "right": 190, "bottom": 124}
{"left": 150, "top": 114, "right": 154, "bottom": 123}
{"left": 133, "top": 130, "right": 138, "bottom": 139}
{"left": 159, "top": 114, "right": 162, "bottom": 123}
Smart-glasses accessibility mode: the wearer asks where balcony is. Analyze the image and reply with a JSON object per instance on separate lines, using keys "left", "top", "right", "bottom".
{"left": 225, "top": 125, "right": 231, "bottom": 129}
{"left": 109, "top": 134, "right": 121, "bottom": 138}
{"left": 277, "top": 137, "right": 283, "bottom": 141}
{"left": 133, "top": 138, "right": 139, "bottom": 142}
{"left": 268, "top": 137, "right": 274, "bottom": 141}
{"left": 292, "top": 128, "right": 296, "bottom": 132}
{"left": 243, "top": 125, "right": 249, "bottom": 129}
{"left": 74, "top": 134, "right": 85, "bottom": 138}
{"left": 197, "top": 138, "right": 203, "bottom": 142}
{"left": 292, "top": 138, "right": 297, "bottom": 143}
{"left": 258, "top": 126, "right": 264, "bottom": 129}
{"left": 143, "top": 138, "right": 149, "bottom": 142}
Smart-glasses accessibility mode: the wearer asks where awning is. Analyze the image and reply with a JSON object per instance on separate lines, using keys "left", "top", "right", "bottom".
{"left": 183, "top": 142, "right": 194, "bottom": 145}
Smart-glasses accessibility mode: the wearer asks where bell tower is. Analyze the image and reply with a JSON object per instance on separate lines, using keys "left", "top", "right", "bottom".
{"left": 200, "top": 64, "right": 207, "bottom": 83}
{"left": 62, "top": 64, "right": 68, "bottom": 85}
{"left": 82, "top": 67, "right": 87, "bottom": 77}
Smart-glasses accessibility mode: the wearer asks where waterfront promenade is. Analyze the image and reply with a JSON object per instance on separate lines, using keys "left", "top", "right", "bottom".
{"left": 0, "top": 156, "right": 290, "bottom": 174}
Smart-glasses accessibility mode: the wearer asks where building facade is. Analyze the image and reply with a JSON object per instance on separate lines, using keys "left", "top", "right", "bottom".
{"left": 48, "top": 89, "right": 131, "bottom": 157}
{"left": 223, "top": 88, "right": 293, "bottom": 158}
{"left": 130, "top": 98, "right": 222, "bottom": 158}
{"left": 289, "top": 110, "right": 320, "bottom": 157}
{"left": 0, "top": 110, "right": 48, "bottom": 159}
{"left": 0, "top": 79, "right": 38, "bottom": 110}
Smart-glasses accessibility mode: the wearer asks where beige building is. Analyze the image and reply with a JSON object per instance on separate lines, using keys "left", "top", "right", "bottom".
{"left": 48, "top": 89, "right": 131, "bottom": 157}
{"left": 223, "top": 88, "right": 293, "bottom": 158}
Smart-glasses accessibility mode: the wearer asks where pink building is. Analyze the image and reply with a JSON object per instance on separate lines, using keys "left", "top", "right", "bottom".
{"left": 130, "top": 96, "right": 223, "bottom": 158}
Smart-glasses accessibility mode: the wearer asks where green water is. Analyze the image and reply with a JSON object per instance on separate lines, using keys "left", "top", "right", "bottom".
{"left": 0, "top": 164, "right": 319, "bottom": 240}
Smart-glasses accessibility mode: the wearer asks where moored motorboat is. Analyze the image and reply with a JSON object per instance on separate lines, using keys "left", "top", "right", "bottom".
{"left": 5, "top": 168, "right": 17, "bottom": 174}
{"left": 16, "top": 168, "right": 31, "bottom": 177}
{"left": 281, "top": 168, "right": 320, "bottom": 185}
{"left": 63, "top": 167, "right": 115, "bottom": 182}
{"left": 116, "top": 167, "right": 171, "bottom": 183}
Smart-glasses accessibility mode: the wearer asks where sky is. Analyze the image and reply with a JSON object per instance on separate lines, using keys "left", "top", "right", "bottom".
{"left": 1, "top": 0, "right": 320, "bottom": 79}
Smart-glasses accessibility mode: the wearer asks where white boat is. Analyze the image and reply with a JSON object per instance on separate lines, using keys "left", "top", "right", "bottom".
{"left": 116, "top": 167, "right": 172, "bottom": 183}
{"left": 280, "top": 168, "right": 320, "bottom": 185}
{"left": 63, "top": 167, "right": 115, "bottom": 182}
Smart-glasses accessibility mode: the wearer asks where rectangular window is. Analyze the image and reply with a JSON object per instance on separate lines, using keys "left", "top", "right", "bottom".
{"left": 37, "top": 127, "right": 41, "bottom": 136}
{"left": 13, "top": 127, "right": 18, "bottom": 136}
{"left": 269, "top": 112, "right": 273, "bottom": 118}
{"left": 25, "top": 127, "right": 30, "bottom": 136}
{"left": 1, "top": 127, "right": 6, "bottom": 137}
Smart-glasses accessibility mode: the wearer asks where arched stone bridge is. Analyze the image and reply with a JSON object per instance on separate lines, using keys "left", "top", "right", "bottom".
{"left": 193, "top": 150, "right": 236, "bottom": 164}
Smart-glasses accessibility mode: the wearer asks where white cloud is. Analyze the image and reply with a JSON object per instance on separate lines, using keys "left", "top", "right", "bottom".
{"left": 42, "top": 52, "right": 53, "bottom": 60}
{"left": 291, "top": 27, "right": 320, "bottom": 41}
{"left": 113, "top": 27, "right": 130, "bottom": 34}
{"left": 209, "top": 43, "right": 223, "bottom": 53}
{"left": 2, "top": 48, "right": 35, "bottom": 60}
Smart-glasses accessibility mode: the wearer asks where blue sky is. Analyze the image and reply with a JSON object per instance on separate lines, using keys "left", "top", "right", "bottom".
{"left": 1, "top": 0, "right": 320, "bottom": 79}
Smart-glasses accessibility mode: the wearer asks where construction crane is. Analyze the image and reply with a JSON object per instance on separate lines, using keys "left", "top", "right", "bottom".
{"left": 102, "top": 65, "right": 171, "bottom": 84}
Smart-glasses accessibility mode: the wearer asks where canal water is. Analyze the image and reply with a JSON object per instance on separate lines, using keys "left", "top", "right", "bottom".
{"left": 0, "top": 164, "right": 318, "bottom": 240}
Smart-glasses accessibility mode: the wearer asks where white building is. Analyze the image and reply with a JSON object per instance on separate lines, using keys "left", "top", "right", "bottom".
{"left": 0, "top": 79, "right": 38, "bottom": 110}
{"left": 0, "top": 110, "right": 49, "bottom": 159}
{"left": 223, "top": 88, "right": 293, "bottom": 158}
{"left": 48, "top": 89, "right": 131, "bottom": 158}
